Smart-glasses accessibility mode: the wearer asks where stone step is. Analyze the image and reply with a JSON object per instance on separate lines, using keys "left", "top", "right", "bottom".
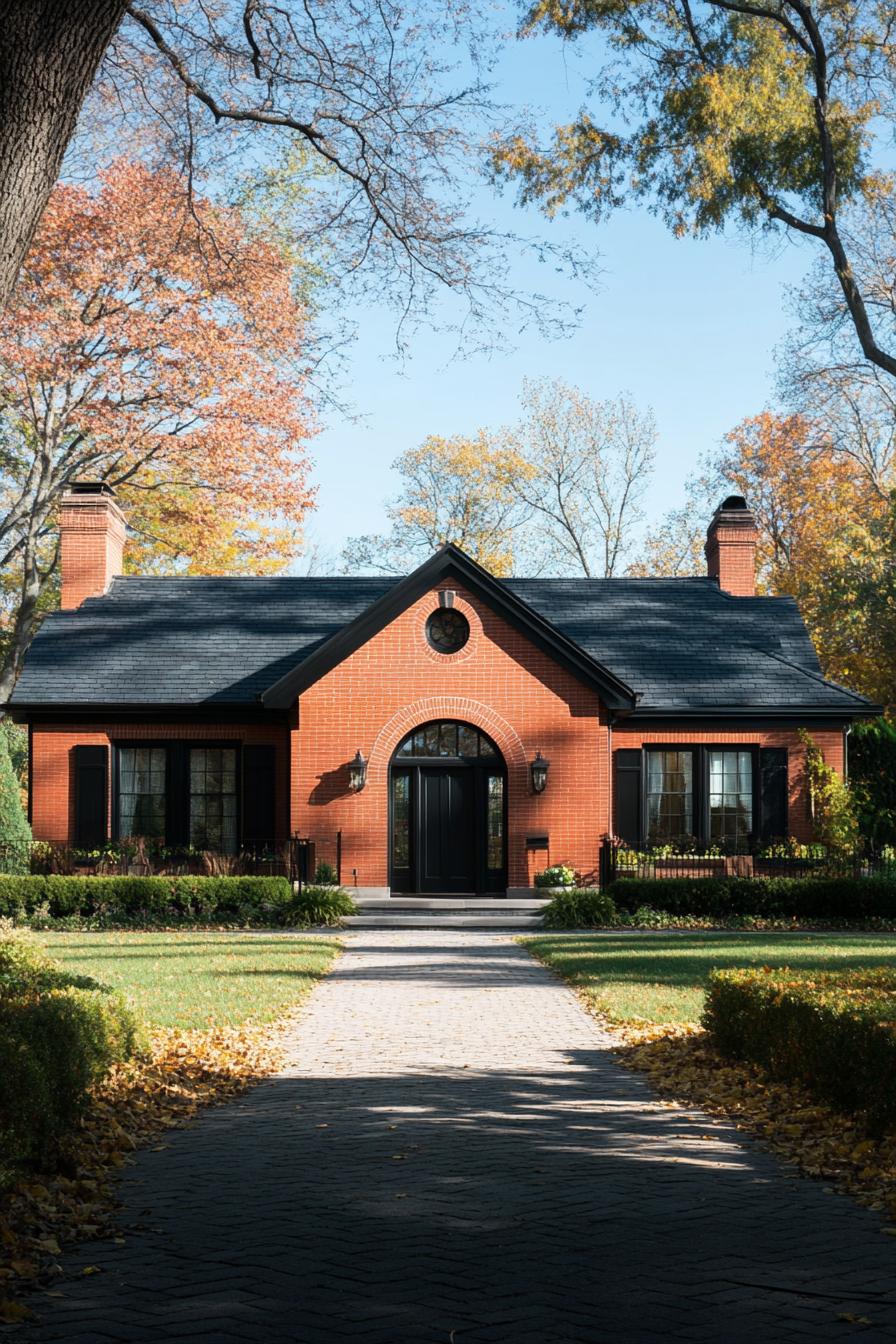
{"left": 352, "top": 897, "right": 550, "bottom": 912}
{"left": 343, "top": 914, "right": 544, "bottom": 929}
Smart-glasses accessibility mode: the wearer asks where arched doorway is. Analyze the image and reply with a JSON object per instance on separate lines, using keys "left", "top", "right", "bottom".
{"left": 390, "top": 721, "right": 507, "bottom": 895}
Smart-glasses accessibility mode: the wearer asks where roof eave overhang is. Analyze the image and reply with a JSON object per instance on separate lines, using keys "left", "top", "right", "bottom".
{"left": 4, "top": 702, "right": 290, "bottom": 724}
{"left": 622, "top": 703, "right": 882, "bottom": 723}
{"left": 261, "top": 545, "right": 637, "bottom": 710}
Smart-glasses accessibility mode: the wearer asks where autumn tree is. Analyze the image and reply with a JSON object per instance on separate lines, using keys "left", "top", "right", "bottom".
{"left": 343, "top": 380, "right": 657, "bottom": 577}
{"left": 629, "top": 474, "right": 719, "bottom": 578}
{"left": 641, "top": 412, "right": 894, "bottom": 706}
{"left": 0, "top": 0, "right": 538, "bottom": 337}
{"left": 0, "top": 159, "right": 314, "bottom": 702}
{"left": 341, "top": 433, "right": 533, "bottom": 576}
{"left": 513, "top": 380, "right": 657, "bottom": 576}
{"left": 492, "top": 0, "right": 896, "bottom": 380}
{"left": 779, "top": 203, "right": 896, "bottom": 497}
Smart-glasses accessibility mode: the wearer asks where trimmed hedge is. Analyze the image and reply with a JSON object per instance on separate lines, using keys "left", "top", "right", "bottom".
{"left": 541, "top": 888, "right": 618, "bottom": 929}
{"left": 610, "top": 876, "right": 896, "bottom": 921}
{"left": 0, "top": 874, "right": 293, "bottom": 926}
{"left": 704, "top": 966, "right": 896, "bottom": 1129}
{"left": 0, "top": 936, "right": 141, "bottom": 1182}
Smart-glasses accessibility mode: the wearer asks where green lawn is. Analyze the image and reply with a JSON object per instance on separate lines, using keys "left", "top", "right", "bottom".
{"left": 523, "top": 932, "right": 896, "bottom": 1026}
{"left": 37, "top": 932, "right": 341, "bottom": 1029}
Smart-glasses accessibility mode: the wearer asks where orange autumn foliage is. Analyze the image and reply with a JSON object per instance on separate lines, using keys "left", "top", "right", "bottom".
{"left": 717, "top": 413, "right": 891, "bottom": 703}
{"left": 716, "top": 413, "right": 869, "bottom": 592}
{"left": 0, "top": 159, "right": 315, "bottom": 572}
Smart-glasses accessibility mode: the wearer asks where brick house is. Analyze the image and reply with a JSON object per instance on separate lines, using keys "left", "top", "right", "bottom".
{"left": 5, "top": 484, "right": 878, "bottom": 895}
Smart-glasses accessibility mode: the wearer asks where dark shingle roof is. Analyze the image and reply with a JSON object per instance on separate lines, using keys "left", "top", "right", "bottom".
{"left": 9, "top": 572, "right": 872, "bottom": 714}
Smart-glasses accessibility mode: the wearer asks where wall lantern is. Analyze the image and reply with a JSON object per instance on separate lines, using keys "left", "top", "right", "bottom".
{"left": 531, "top": 750, "right": 550, "bottom": 794}
{"left": 348, "top": 750, "right": 368, "bottom": 793}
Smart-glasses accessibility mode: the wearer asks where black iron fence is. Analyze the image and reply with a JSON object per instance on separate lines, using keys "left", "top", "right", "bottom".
{"left": 0, "top": 838, "right": 318, "bottom": 887}
{"left": 599, "top": 836, "right": 896, "bottom": 887}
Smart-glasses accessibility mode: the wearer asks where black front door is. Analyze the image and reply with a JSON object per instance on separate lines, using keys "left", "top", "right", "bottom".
{"left": 419, "top": 767, "right": 475, "bottom": 893}
{"left": 390, "top": 723, "right": 507, "bottom": 896}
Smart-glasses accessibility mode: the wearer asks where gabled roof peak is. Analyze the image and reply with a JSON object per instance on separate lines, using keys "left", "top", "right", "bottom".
{"left": 261, "top": 542, "right": 637, "bottom": 709}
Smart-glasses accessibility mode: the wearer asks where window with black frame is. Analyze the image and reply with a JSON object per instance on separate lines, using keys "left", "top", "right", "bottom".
{"left": 645, "top": 750, "right": 694, "bottom": 844}
{"left": 189, "top": 747, "right": 237, "bottom": 853}
{"left": 486, "top": 774, "right": 504, "bottom": 870}
{"left": 118, "top": 746, "right": 166, "bottom": 839}
{"left": 708, "top": 749, "right": 753, "bottom": 847}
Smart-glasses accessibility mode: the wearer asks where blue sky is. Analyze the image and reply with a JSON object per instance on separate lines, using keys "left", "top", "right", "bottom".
{"left": 306, "top": 19, "right": 818, "bottom": 563}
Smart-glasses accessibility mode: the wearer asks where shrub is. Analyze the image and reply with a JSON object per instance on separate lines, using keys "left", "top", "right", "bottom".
{"left": 851, "top": 718, "right": 896, "bottom": 847}
{"left": 0, "top": 934, "right": 141, "bottom": 1182}
{"left": 0, "top": 721, "right": 30, "bottom": 873}
{"left": 0, "top": 874, "right": 293, "bottom": 927}
{"left": 609, "top": 875, "right": 896, "bottom": 921}
{"left": 541, "top": 888, "right": 618, "bottom": 929}
{"left": 800, "top": 729, "right": 860, "bottom": 855}
{"left": 313, "top": 861, "right": 339, "bottom": 885}
{"left": 281, "top": 885, "right": 357, "bottom": 928}
{"left": 535, "top": 864, "right": 577, "bottom": 889}
{"left": 704, "top": 966, "right": 896, "bottom": 1130}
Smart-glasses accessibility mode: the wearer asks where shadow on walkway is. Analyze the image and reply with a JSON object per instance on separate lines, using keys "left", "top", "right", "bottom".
{"left": 13, "top": 933, "right": 896, "bottom": 1344}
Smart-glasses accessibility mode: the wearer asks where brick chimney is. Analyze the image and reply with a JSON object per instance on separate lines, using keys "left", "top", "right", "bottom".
{"left": 705, "top": 496, "right": 758, "bottom": 597}
{"left": 59, "top": 483, "right": 126, "bottom": 609}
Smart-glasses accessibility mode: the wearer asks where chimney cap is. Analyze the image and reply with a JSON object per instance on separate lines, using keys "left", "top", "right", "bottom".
{"left": 67, "top": 481, "right": 117, "bottom": 497}
{"left": 67, "top": 481, "right": 115, "bottom": 497}
{"left": 718, "top": 494, "right": 748, "bottom": 512}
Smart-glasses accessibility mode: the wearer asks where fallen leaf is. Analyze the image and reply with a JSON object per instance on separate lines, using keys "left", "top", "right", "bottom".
{"left": 0, "top": 1298, "right": 33, "bottom": 1323}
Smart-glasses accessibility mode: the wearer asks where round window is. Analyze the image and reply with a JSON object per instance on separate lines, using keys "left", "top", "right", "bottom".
{"left": 426, "top": 607, "right": 470, "bottom": 654}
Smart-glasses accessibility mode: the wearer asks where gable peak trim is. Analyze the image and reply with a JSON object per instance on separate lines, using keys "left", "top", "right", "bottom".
{"left": 260, "top": 544, "right": 636, "bottom": 709}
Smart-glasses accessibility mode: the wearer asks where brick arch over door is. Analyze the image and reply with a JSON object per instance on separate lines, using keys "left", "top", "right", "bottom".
{"left": 368, "top": 697, "right": 528, "bottom": 786}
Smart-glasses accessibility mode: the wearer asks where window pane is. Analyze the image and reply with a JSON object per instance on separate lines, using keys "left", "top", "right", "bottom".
{"left": 118, "top": 747, "right": 166, "bottom": 840}
{"left": 709, "top": 749, "right": 753, "bottom": 849}
{"left": 392, "top": 773, "right": 410, "bottom": 868}
{"left": 439, "top": 723, "right": 458, "bottom": 756}
{"left": 189, "top": 747, "right": 237, "bottom": 853}
{"left": 396, "top": 723, "right": 500, "bottom": 760}
{"left": 646, "top": 750, "right": 693, "bottom": 845}
{"left": 487, "top": 774, "right": 504, "bottom": 870}
{"left": 457, "top": 725, "right": 479, "bottom": 758}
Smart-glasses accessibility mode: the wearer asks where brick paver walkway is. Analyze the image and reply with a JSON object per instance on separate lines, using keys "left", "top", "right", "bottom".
{"left": 17, "top": 931, "right": 896, "bottom": 1342}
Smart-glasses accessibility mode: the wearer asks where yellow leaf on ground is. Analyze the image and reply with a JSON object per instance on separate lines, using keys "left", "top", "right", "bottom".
{"left": 0, "top": 1299, "right": 33, "bottom": 1322}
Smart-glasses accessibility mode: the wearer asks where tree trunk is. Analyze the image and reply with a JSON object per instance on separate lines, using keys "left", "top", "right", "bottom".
{"left": 0, "top": 0, "right": 127, "bottom": 307}
{"left": 0, "top": 523, "right": 54, "bottom": 706}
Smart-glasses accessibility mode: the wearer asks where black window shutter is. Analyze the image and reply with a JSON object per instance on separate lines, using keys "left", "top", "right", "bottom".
{"left": 759, "top": 747, "right": 788, "bottom": 840}
{"left": 243, "top": 746, "right": 277, "bottom": 842}
{"left": 614, "top": 749, "right": 642, "bottom": 845}
{"left": 74, "top": 746, "right": 108, "bottom": 847}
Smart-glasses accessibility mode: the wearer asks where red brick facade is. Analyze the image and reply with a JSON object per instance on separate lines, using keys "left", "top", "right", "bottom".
{"left": 18, "top": 483, "right": 855, "bottom": 892}
{"left": 31, "top": 721, "right": 289, "bottom": 845}
{"left": 291, "top": 584, "right": 606, "bottom": 891}
{"left": 28, "top": 577, "right": 845, "bottom": 891}
{"left": 611, "top": 725, "right": 843, "bottom": 845}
